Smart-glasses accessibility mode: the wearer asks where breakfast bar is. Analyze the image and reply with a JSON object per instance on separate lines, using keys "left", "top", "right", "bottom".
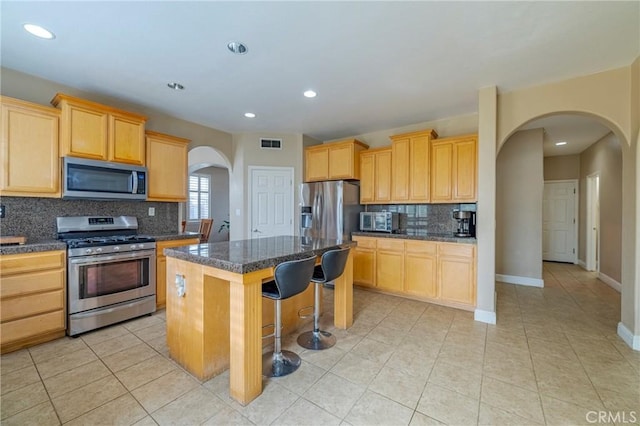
{"left": 163, "top": 236, "right": 356, "bottom": 405}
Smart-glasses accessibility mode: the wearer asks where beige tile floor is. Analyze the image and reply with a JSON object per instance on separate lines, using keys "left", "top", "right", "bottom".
{"left": 2, "top": 262, "right": 639, "bottom": 425}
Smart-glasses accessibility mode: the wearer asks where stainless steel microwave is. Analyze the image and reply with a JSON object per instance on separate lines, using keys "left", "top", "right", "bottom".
{"left": 360, "top": 211, "right": 400, "bottom": 233}
{"left": 63, "top": 157, "right": 147, "bottom": 200}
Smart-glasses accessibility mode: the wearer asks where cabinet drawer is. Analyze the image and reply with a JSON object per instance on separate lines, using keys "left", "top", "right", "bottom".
{"left": 376, "top": 239, "right": 405, "bottom": 252}
{"left": 1, "top": 290, "right": 64, "bottom": 322}
{"left": 353, "top": 236, "right": 377, "bottom": 249}
{"left": 1, "top": 310, "right": 65, "bottom": 345}
{"left": 0, "top": 251, "right": 65, "bottom": 276}
{"left": 438, "top": 243, "right": 475, "bottom": 258}
{"left": 405, "top": 240, "right": 437, "bottom": 255}
{"left": 1, "top": 269, "right": 64, "bottom": 298}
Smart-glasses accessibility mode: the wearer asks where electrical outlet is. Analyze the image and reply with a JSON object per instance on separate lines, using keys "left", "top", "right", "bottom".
{"left": 0, "top": 205, "right": 5, "bottom": 219}
{"left": 148, "top": 207, "right": 155, "bottom": 217}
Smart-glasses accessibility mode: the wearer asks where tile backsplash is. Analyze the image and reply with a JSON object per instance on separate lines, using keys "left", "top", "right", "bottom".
{"left": 0, "top": 196, "right": 179, "bottom": 242}
{"left": 365, "top": 203, "right": 476, "bottom": 235}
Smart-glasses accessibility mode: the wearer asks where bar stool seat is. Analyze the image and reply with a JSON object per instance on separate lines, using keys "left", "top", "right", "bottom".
{"left": 262, "top": 256, "right": 316, "bottom": 377}
{"left": 297, "top": 247, "right": 350, "bottom": 350}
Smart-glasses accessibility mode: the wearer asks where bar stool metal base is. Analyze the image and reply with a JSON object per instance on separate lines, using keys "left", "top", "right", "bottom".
{"left": 262, "top": 350, "right": 301, "bottom": 377}
{"left": 297, "top": 330, "right": 336, "bottom": 350}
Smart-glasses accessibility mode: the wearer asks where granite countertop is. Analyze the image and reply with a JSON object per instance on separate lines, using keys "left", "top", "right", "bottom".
{"left": 164, "top": 235, "right": 357, "bottom": 274}
{"left": 149, "top": 232, "right": 200, "bottom": 241}
{"left": 0, "top": 232, "right": 201, "bottom": 256}
{"left": 0, "top": 240, "right": 67, "bottom": 256}
{"left": 352, "top": 231, "right": 477, "bottom": 244}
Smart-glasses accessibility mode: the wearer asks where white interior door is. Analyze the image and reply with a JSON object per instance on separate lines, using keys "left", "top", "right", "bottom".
{"left": 586, "top": 174, "right": 600, "bottom": 271}
{"left": 249, "top": 167, "right": 293, "bottom": 238}
{"left": 543, "top": 181, "right": 577, "bottom": 263}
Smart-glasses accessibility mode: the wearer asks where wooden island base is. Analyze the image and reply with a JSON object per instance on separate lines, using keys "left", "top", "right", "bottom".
{"left": 165, "top": 248, "right": 353, "bottom": 405}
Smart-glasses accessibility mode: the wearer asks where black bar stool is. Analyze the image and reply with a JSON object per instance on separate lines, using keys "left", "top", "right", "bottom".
{"left": 297, "top": 247, "right": 350, "bottom": 350}
{"left": 262, "top": 256, "right": 316, "bottom": 377}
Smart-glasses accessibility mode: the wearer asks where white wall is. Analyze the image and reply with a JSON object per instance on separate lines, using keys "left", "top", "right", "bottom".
{"left": 229, "top": 132, "right": 304, "bottom": 240}
{"left": 496, "top": 129, "right": 544, "bottom": 280}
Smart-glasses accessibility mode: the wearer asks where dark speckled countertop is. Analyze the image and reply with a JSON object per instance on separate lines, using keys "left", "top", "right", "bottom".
{"left": 352, "top": 231, "right": 477, "bottom": 244}
{"left": 0, "top": 232, "right": 201, "bottom": 256}
{"left": 164, "top": 235, "right": 357, "bottom": 274}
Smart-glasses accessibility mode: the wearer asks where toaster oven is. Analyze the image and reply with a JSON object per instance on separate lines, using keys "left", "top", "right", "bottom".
{"left": 359, "top": 212, "right": 400, "bottom": 233}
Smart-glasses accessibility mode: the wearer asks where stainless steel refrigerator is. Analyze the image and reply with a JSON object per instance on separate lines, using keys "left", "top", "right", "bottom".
{"left": 300, "top": 181, "right": 362, "bottom": 242}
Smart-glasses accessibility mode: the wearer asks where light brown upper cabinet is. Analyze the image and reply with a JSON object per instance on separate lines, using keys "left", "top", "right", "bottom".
{"left": 1, "top": 96, "right": 61, "bottom": 198}
{"left": 51, "top": 93, "right": 147, "bottom": 165}
{"left": 359, "top": 147, "right": 392, "bottom": 204}
{"left": 430, "top": 134, "right": 477, "bottom": 203}
{"left": 390, "top": 129, "right": 438, "bottom": 203}
{"left": 304, "top": 139, "right": 369, "bottom": 182}
{"left": 146, "top": 130, "right": 190, "bottom": 202}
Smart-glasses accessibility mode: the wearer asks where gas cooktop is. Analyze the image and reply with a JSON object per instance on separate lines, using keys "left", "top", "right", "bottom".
{"left": 65, "top": 235, "right": 156, "bottom": 249}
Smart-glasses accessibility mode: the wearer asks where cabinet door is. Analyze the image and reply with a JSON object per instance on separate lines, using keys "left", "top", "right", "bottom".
{"left": 110, "top": 112, "right": 145, "bottom": 165}
{"left": 1, "top": 99, "right": 60, "bottom": 197}
{"left": 62, "top": 103, "right": 109, "bottom": 160}
{"left": 146, "top": 133, "right": 189, "bottom": 202}
{"left": 404, "top": 241, "right": 437, "bottom": 298}
{"left": 430, "top": 142, "right": 453, "bottom": 203}
{"left": 359, "top": 153, "right": 375, "bottom": 203}
{"left": 409, "top": 135, "right": 431, "bottom": 202}
{"left": 376, "top": 239, "right": 404, "bottom": 292}
{"left": 376, "top": 250, "right": 404, "bottom": 292}
{"left": 438, "top": 244, "right": 476, "bottom": 306}
{"left": 328, "top": 144, "right": 353, "bottom": 179}
{"left": 391, "top": 138, "right": 410, "bottom": 202}
{"left": 375, "top": 150, "right": 392, "bottom": 202}
{"left": 305, "top": 148, "right": 329, "bottom": 182}
{"left": 353, "top": 248, "right": 376, "bottom": 287}
{"left": 452, "top": 138, "right": 477, "bottom": 202}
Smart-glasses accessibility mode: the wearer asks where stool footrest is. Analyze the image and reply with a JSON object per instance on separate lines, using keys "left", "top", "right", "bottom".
{"left": 297, "top": 305, "right": 314, "bottom": 319}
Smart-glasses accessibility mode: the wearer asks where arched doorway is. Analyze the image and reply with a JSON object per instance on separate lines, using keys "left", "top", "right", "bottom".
{"left": 495, "top": 113, "right": 622, "bottom": 336}
{"left": 184, "top": 146, "right": 232, "bottom": 242}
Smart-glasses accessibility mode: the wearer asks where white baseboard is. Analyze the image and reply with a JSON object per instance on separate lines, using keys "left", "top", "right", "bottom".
{"left": 598, "top": 272, "right": 622, "bottom": 293}
{"left": 577, "top": 259, "right": 587, "bottom": 269}
{"left": 617, "top": 322, "right": 640, "bottom": 351}
{"left": 496, "top": 274, "right": 544, "bottom": 288}
{"left": 474, "top": 309, "right": 496, "bottom": 325}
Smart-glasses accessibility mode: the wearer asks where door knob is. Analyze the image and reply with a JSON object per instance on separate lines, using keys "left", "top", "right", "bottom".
{"left": 253, "top": 229, "right": 262, "bottom": 233}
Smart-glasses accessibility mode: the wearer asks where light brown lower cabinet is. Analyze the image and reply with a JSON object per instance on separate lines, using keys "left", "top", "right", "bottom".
{"left": 0, "top": 250, "right": 66, "bottom": 354}
{"left": 352, "top": 236, "right": 476, "bottom": 310}
{"left": 353, "top": 237, "right": 376, "bottom": 288}
{"left": 156, "top": 238, "right": 200, "bottom": 308}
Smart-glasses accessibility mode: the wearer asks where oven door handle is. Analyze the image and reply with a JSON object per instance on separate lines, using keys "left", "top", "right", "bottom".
{"left": 69, "top": 250, "right": 156, "bottom": 265}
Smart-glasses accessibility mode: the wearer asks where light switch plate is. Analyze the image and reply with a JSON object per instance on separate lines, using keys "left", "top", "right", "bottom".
{"left": 148, "top": 207, "right": 155, "bottom": 216}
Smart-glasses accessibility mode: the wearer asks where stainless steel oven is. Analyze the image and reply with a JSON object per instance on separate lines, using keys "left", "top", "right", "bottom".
{"left": 57, "top": 216, "right": 157, "bottom": 336}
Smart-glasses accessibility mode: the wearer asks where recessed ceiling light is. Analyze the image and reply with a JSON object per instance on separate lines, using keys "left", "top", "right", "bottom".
{"left": 228, "top": 42, "right": 248, "bottom": 55}
{"left": 23, "top": 23, "right": 55, "bottom": 39}
{"left": 167, "top": 82, "right": 185, "bottom": 90}
{"left": 244, "top": 112, "right": 256, "bottom": 118}
{"left": 555, "top": 141, "right": 568, "bottom": 146}
{"left": 303, "top": 90, "right": 317, "bottom": 98}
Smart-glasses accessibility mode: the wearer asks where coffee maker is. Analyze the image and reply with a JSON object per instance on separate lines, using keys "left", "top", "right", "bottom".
{"left": 453, "top": 210, "right": 476, "bottom": 237}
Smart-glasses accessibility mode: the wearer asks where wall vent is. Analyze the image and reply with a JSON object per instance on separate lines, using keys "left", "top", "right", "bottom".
{"left": 260, "top": 138, "right": 282, "bottom": 149}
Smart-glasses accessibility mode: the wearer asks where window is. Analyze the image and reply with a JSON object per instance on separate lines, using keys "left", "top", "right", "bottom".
{"left": 188, "top": 174, "right": 210, "bottom": 220}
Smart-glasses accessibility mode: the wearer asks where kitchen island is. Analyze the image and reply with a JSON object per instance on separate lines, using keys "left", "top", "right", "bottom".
{"left": 163, "top": 236, "right": 356, "bottom": 405}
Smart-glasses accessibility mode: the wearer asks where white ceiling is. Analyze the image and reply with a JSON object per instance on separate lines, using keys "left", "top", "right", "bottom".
{"left": 1, "top": 1, "right": 638, "bottom": 142}
{"left": 521, "top": 114, "right": 612, "bottom": 157}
